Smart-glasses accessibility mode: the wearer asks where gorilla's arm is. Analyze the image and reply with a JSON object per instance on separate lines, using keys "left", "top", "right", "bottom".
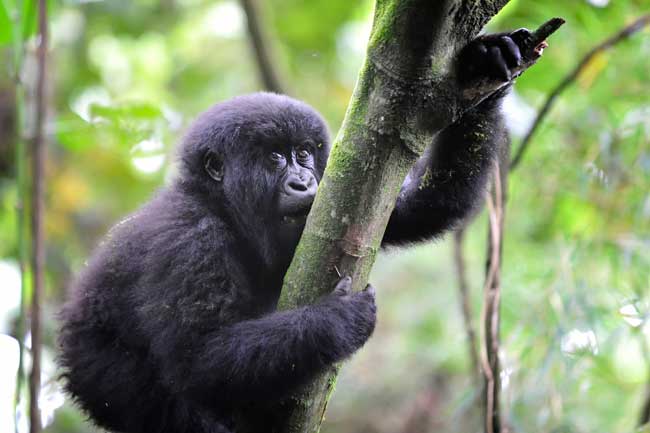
{"left": 382, "top": 96, "right": 506, "bottom": 245}
{"left": 192, "top": 286, "right": 373, "bottom": 401}
{"left": 382, "top": 31, "right": 526, "bottom": 245}
{"left": 154, "top": 278, "right": 375, "bottom": 403}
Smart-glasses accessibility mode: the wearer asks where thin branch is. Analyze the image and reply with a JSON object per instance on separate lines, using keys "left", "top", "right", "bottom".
{"left": 239, "top": 0, "right": 285, "bottom": 94}
{"left": 526, "top": 18, "right": 565, "bottom": 51}
{"left": 510, "top": 14, "right": 650, "bottom": 170}
{"left": 480, "top": 160, "right": 506, "bottom": 433}
{"left": 453, "top": 228, "right": 480, "bottom": 383}
{"left": 29, "top": 1, "right": 48, "bottom": 432}
{"left": 12, "top": 75, "right": 29, "bottom": 433}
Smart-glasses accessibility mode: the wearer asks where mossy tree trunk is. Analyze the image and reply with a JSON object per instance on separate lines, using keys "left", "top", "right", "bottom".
{"left": 249, "top": 2, "right": 557, "bottom": 432}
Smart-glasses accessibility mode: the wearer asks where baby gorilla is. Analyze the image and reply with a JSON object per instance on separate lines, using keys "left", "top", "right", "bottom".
{"left": 59, "top": 30, "right": 528, "bottom": 433}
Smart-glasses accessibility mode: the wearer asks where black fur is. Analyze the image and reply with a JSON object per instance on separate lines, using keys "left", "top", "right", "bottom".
{"left": 59, "top": 31, "right": 524, "bottom": 433}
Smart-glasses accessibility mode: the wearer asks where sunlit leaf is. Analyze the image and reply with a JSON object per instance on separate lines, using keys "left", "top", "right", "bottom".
{"left": 56, "top": 114, "right": 96, "bottom": 151}
{"left": 0, "top": 0, "right": 12, "bottom": 45}
{"left": 552, "top": 194, "right": 604, "bottom": 236}
{"left": 89, "top": 102, "right": 163, "bottom": 122}
{"left": 18, "top": 0, "right": 37, "bottom": 41}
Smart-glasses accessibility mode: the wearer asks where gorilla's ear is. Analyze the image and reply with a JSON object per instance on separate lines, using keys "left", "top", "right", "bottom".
{"left": 204, "top": 151, "right": 224, "bottom": 182}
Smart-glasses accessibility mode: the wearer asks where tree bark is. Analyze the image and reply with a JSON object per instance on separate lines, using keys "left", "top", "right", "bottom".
{"left": 253, "top": 2, "right": 560, "bottom": 432}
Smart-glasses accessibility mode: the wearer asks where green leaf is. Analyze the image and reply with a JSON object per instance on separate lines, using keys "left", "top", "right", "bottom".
{"left": 89, "top": 102, "right": 163, "bottom": 122}
{"left": 0, "top": 0, "right": 12, "bottom": 45}
{"left": 21, "top": 0, "right": 37, "bottom": 41}
{"left": 55, "top": 114, "right": 96, "bottom": 152}
{"left": 0, "top": 0, "right": 41, "bottom": 47}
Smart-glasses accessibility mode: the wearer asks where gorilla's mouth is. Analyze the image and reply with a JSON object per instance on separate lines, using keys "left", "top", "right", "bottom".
{"left": 277, "top": 194, "right": 313, "bottom": 226}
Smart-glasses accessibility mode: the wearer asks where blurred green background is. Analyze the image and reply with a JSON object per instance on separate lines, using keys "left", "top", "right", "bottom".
{"left": 0, "top": 0, "right": 649, "bottom": 432}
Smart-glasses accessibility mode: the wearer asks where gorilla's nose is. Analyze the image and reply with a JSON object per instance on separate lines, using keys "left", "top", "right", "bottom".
{"left": 288, "top": 179, "right": 308, "bottom": 192}
{"left": 285, "top": 176, "right": 316, "bottom": 197}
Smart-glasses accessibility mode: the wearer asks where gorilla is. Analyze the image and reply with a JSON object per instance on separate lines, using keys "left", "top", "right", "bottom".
{"left": 59, "top": 30, "right": 526, "bottom": 433}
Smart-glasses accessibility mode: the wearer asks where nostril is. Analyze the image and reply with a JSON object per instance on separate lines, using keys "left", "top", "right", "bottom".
{"left": 288, "top": 180, "right": 308, "bottom": 192}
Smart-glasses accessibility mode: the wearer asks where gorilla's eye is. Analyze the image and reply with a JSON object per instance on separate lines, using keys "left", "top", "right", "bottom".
{"left": 296, "top": 149, "right": 311, "bottom": 161}
{"left": 269, "top": 152, "right": 286, "bottom": 167}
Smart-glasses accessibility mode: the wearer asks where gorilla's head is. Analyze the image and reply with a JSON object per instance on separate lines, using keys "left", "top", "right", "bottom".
{"left": 177, "top": 92, "right": 331, "bottom": 268}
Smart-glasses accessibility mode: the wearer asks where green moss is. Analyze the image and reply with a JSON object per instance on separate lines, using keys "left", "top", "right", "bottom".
{"left": 367, "top": 1, "right": 395, "bottom": 48}
{"left": 327, "top": 144, "right": 357, "bottom": 178}
{"left": 418, "top": 167, "right": 433, "bottom": 190}
{"left": 326, "top": 375, "right": 338, "bottom": 398}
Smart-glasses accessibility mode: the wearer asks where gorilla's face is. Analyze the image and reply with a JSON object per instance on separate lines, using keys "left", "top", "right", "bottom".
{"left": 180, "top": 93, "right": 330, "bottom": 268}
{"left": 259, "top": 138, "right": 322, "bottom": 258}
{"left": 269, "top": 143, "right": 319, "bottom": 226}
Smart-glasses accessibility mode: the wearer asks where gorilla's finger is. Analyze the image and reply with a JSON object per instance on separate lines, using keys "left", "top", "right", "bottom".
{"left": 474, "top": 41, "right": 489, "bottom": 55}
{"left": 498, "top": 36, "right": 522, "bottom": 68}
{"left": 333, "top": 276, "right": 353, "bottom": 296}
{"left": 509, "top": 28, "right": 533, "bottom": 49}
{"left": 457, "top": 40, "right": 488, "bottom": 83}
{"left": 363, "top": 284, "right": 376, "bottom": 298}
{"left": 489, "top": 46, "right": 511, "bottom": 82}
{"left": 472, "top": 42, "right": 489, "bottom": 69}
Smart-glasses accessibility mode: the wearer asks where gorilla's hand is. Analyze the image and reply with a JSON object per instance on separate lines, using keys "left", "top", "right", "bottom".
{"left": 457, "top": 28, "right": 543, "bottom": 84}
{"left": 319, "top": 276, "right": 376, "bottom": 355}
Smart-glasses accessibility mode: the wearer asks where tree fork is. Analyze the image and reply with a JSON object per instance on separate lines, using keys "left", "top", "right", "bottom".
{"left": 260, "top": 2, "right": 563, "bottom": 432}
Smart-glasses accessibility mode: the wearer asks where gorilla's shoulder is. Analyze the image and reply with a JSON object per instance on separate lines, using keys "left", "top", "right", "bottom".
{"left": 94, "top": 188, "right": 230, "bottom": 276}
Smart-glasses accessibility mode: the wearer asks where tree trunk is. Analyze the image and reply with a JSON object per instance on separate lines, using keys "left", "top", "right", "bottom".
{"left": 248, "top": 2, "right": 558, "bottom": 432}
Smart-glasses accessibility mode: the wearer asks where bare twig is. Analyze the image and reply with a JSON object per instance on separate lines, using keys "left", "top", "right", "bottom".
{"left": 12, "top": 82, "right": 28, "bottom": 433}
{"left": 480, "top": 159, "right": 506, "bottom": 433}
{"left": 453, "top": 229, "right": 480, "bottom": 383}
{"left": 239, "top": 0, "right": 285, "bottom": 94}
{"left": 29, "top": 1, "right": 48, "bottom": 432}
{"left": 510, "top": 14, "right": 650, "bottom": 170}
{"left": 528, "top": 18, "right": 566, "bottom": 51}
